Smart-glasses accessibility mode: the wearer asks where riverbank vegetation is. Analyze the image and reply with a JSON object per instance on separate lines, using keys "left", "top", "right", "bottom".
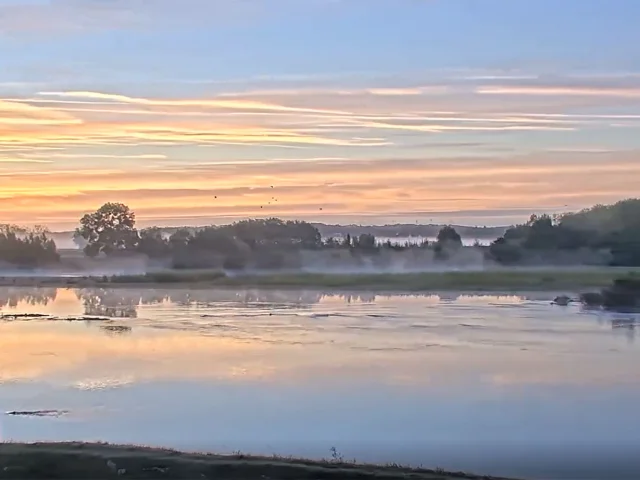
{"left": 2, "top": 198, "right": 640, "bottom": 274}
{"left": 489, "top": 199, "right": 640, "bottom": 267}
{"left": 578, "top": 276, "right": 640, "bottom": 310}
{"left": 0, "top": 442, "right": 515, "bottom": 480}
{"left": 1, "top": 268, "right": 638, "bottom": 291}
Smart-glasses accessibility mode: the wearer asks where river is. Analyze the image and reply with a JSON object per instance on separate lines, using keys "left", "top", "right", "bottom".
{"left": 1, "top": 287, "right": 639, "bottom": 480}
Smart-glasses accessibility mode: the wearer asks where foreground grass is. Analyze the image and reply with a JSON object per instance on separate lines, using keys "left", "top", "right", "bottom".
{"left": 0, "top": 442, "right": 516, "bottom": 480}
{"left": 1, "top": 267, "right": 639, "bottom": 291}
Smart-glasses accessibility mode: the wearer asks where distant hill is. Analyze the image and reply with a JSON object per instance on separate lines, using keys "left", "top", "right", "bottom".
{"left": 313, "top": 223, "right": 507, "bottom": 240}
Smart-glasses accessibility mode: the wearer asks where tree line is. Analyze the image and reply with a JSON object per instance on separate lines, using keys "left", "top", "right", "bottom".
{"left": 1, "top": 198, "right": 640, "bottom": 269}
{"left": 489, "top": 199, "right": 640, "bottom": 266}
{"left": 71, "top": 203, "right": 465, "bottom": 270}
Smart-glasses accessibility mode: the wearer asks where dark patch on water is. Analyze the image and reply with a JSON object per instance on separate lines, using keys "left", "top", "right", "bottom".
{"left": 6, "top": 409, "right": 69, "bottom": 418}
{"left": 100, "top": 325, "right": 132, "bottom": 334}
{"left": 1, "top": 314, "right": 109, "bottom": 322}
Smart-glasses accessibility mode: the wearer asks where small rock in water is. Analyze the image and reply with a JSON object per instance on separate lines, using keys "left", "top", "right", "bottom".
{"left": 552, "top": 295, "right": 572, "bottom": 306}
{"left": 106, "top": 460, "right": 117, "bottom": 472}
{"left": 117, "top": 468, "right": 127, "bottom": 476}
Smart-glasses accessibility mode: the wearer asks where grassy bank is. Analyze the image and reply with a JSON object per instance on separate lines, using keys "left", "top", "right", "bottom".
{"left": 1, "top": 268, "right": 639, "bottom": 291}
{"left": 0, "top": 442, "right": 516, "bottom": 480}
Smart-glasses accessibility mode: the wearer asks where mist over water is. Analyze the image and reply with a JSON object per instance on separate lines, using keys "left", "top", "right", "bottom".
{"left": 1, "top": 287, "right": 640, "bottom": 479}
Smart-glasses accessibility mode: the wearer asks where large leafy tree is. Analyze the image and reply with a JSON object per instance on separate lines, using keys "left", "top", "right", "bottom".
{"left": 76, "top": 203, "right": 138, "bottom": 257}
{"left": 436, "top": 225, "right": 463, "bottom": 248}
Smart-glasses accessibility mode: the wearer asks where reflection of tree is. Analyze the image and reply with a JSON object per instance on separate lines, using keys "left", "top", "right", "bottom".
{"left": 0, "top": 288, "right": 57, "bottom": 308}
{"left": 336, "top": 293, "right": 377, "bottom": 304}
{"left": 119, "top": 288, "right": 324, "bottom": 307}
{"left": 76, "top": 289, "right": 138, "bottom": 318}
{"left": 73, "top": 289, "right": 532, "bottom": 311}
{"left": 75, "top": 288, "right": 365, "bottom": 311}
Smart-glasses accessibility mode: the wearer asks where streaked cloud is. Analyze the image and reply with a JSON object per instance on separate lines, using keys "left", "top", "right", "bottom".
{"left": 0, "top": 99, "right": 81, "bottom": 126}
{"left": 0, "top": 0, "right": 263, "bottom": 35}
{"left": 39, "top": 91, "right": 353, "bottom": 115}
{"left": 1, "top": 150, "right": 639, "bottom": 228}
{"left": 1, "top": 67, "right": 639, "bottom": 227}
{"left": 478, "top": 85, "right": 640, "bottom": 98}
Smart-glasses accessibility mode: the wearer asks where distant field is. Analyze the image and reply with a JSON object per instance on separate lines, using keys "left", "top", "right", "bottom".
{"left": 0, "top": 442, "right": 516, "bottom": 480}
{"left": 1, "top": 267, "right": 638, "bottom": 291}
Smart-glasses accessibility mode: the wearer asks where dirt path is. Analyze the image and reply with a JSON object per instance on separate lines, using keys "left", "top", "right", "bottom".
{"left": 0, "top": 442, "right": 518, "bottom": 479}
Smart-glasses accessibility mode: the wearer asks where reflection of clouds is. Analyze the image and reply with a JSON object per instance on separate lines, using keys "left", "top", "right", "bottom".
{"left": 1, "top": 322, "right": 639, "bottom": 390}
{"left": 490, "top": 361, "right": 640, "bottom": 386}
{"left": 0, "top": 326, "right": 297, "bottom": 385}
{"left": 0, "top": 286, "right": 638, "bottom": 390}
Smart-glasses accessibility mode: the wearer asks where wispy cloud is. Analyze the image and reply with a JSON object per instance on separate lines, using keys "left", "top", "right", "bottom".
{"left": 26, "top": 153, "right": 168, "bottom": 160}
{"left": 0, "top": 157, "right": 52, "bottom": 164}
{"left": 0, "top": 99, "right": 81, "bottom": 126}
{"left": 1, "top": 69, "right": 640, "bottom": 227}
{"left": 478, "top": 85, "right": 640, "bottom": 98}
{"left": 0, "top": 0, "right": 262, "bottom": 35}
{"left": 39, "top": 91, "right": 353, "bottom": 115}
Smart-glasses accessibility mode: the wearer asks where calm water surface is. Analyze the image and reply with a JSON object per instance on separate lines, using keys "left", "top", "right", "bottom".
{"left": 1, "top": 287, "right": 639, "bottom": 480}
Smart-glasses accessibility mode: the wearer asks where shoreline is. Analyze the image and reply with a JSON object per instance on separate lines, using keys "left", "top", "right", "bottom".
{"left": 0, "top": 442, "right": 518, "bottom": 480}
{"left": 0, "top": 268, "right": 637, "bottom": 292}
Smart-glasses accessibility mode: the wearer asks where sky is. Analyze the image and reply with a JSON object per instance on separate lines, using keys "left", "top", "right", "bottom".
{"left": 1, "top": 0, "right": 640, "bottom": 230}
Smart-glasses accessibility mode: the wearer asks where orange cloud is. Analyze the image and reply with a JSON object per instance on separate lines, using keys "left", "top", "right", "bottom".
{"left": 0, "top": 75, "right": 639, "bottom": 228}
{"left": 39, "top": 91, "right": 353, "bottom": 115}
{"left": 478, "top": 85, "right": 640, "bottom": 97}
{"left": 0, "top": 152, "right": 639, "bottom": 227}
{"left": 0, "top": 99, "right": 81, "bottom": 126}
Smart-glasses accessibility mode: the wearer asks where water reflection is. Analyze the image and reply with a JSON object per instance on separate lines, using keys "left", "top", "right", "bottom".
{"left": 2, "top": 287, "right": 640, "bottom": 480}
{"left": 0, "top": 288, "right": 637, "bottom": 343}
{"left": 0, "top": 287, "right": 542, "bottom": 310}
{"left": 79, "top": 288, "right": 138, "bottom": 318}
{"left": 0, "top": 287, "right": 57, "bottom": 308}
{"left": 0, "top": 287, "right": 637, "bottom": 384}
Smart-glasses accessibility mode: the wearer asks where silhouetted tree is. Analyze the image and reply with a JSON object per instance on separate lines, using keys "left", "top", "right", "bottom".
{"left": 76, "top": 203, "right": 138, "bottom": 257}
{"left": 353, "top": 233, "right": 377, "bottom": 251}
{"left": 137, "top": 227, "right": 171, "bottom": 258}
{"left": 434, "top": 226, "right": 463, "bottom": 260}
{"left": 323, "top": 237, "right": 341, "bottom": 248}
{"left": 168, "top": 228, "right": 192, "bottom": 249}
{"left": 436, "top": 226, "right": 463, "bottom": 248}
{"left": 0, "top": 224, "right": 59, "bottom": 267}
{"left": 488, "top": 236, "right": 523, "bottom": 264}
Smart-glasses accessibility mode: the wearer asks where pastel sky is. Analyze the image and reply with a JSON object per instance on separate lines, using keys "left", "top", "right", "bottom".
{"left": 1, "top": 0, "right": 640, "bottom": 229}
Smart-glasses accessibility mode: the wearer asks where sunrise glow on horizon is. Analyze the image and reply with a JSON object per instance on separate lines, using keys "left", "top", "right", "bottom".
{"left": 1, "top": 0, "right": 640, "bottom": 230}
